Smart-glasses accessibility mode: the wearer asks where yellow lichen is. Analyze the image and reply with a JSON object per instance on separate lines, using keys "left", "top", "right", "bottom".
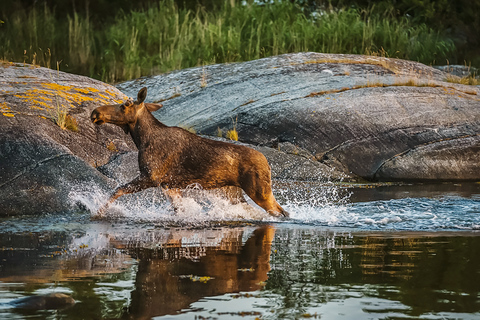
{"left": 12, "top": 84, "right": 107, "bottom": 112}
{"left": 105, "top": 89, "right": 120, "bottom": 97}
{"left": 0, "top": 102, "right": 15, "bottom": 117}
{"left": 41, "top": 83, "right": 74, "bottom": 92}
{"left": 74, "top": 87, "right": 99, "bottom": 94}
{"left": 98, "top": 94, "right": 111, "bottom": 100}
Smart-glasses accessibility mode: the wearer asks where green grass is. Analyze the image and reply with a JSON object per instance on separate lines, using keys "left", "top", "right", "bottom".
{"left": 0, "top": 0, "right": 456, "bottom": 83}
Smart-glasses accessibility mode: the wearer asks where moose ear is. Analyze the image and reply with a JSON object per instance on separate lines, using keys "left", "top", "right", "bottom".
{"left": 145, "top": 103, "right": 163, "bottom": 112}
{"left": 137, "top": 87, "right": 148, "bottom": 104}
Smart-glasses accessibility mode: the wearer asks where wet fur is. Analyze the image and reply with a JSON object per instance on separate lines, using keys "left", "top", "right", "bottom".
{"left": 91, "top": 87, "right": 288, "bottom": 217}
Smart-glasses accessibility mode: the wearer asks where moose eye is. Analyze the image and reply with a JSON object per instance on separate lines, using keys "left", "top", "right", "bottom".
{"left": 124, "top": 100, "right": 133, "bottom": 107}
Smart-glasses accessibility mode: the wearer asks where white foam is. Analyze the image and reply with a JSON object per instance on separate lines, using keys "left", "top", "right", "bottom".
{"left": 67, "top": 181, "right": 480, "bottom": 231}
{"left": 68, "top": 182, "right": 276, "bottom": 225}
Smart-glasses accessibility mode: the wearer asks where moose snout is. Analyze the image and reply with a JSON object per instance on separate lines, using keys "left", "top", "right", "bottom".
{"left": 90, "top": 109, "right": 105, "bottom": 125}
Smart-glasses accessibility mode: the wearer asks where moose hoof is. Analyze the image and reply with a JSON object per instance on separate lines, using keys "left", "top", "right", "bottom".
{"left": 268, "top": 210, "right": 290, "bottom": 220}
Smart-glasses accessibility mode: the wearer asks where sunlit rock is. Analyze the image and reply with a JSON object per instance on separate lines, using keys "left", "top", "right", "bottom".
{"left": 118, "top": 52, "right": 480, "bottom": 181}
{"left": 0, "top": 62, "right": 135, "bottom": 215}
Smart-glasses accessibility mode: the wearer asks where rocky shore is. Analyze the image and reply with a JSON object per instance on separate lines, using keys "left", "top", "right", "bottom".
{"left": 1, "top": 53, "right": 478, "bottom": 216}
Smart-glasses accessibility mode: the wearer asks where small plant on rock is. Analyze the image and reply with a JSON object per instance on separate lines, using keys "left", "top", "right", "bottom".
{"left": 226, "top": 117, "right": 238, "bottom": 141}
{"left": 200, "top": 67, "right": 208, "bottom": 88}
{"left": 226, "top": 128, "right": 238, "bottom": 141}
{"left": 48, "top": 95, "right": 76, "bottom": 131}
{"left": 446, "top": 74, "right": 479, "bottom": 86}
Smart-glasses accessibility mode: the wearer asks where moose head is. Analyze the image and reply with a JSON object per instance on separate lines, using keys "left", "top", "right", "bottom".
{"left": 91, "top": 87, "right": 162, "bottom": 134}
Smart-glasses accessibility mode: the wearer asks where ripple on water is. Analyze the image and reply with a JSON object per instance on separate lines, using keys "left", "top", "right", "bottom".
{"left": 286, "top": 196, "right": 480, "bottom": 231}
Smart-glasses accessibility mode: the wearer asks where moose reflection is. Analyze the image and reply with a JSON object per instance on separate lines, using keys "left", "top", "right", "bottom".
{"left": 0, "top": 225, "right": 274, "bottom": 319}
{"left": 121, "top": 226, "right": 274, "bottom": 319}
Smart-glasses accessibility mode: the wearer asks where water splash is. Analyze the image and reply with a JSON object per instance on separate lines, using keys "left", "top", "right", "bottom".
{"left": 66, "top": 180, "right": 480, "bottom": 231}
{"left": 68, "top": 182, "right": 275, "bottom": 226}
{"left": 275, "top": 180, "right": 353, "bottom": 225}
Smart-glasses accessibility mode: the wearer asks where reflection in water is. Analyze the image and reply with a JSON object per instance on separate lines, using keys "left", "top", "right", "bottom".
{"left": 0, "top": 224, "right": 275, "bottom": 319}
{"left": 267, "top": 228, "right": 480, "bottom": 319}
{"left": 1, "top": 221, "right": 480, "bottom": 319}
{"left": 123, "top": 226, "right": 274, "bottom": 319}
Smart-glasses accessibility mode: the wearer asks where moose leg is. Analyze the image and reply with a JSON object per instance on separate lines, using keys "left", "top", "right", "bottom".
{"left": 220, "top": 186, "right": 247, "bottom": 205}
{"left": 95, "top": 175, "right": 155, "bottom": 218}
{"left": 250, "top": 190, "right": 289, "bottom": 218}
{"left": 240, "top": 172, "right": 289, "bottom": 218}
{"left": 162, "top": 188, "right": 182, "bottom": 211}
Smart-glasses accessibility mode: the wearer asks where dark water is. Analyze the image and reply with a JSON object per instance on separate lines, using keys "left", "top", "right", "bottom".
{"left": 0, "top": 182, "right": 479, "bottom": 319}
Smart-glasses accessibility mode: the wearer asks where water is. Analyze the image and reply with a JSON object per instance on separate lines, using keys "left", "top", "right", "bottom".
{"left": 0, "top": 182, "right": 479, "bottom": 319}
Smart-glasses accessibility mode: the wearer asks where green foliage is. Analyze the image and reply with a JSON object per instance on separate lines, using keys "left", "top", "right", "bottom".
{"left": 0, "top": 0, "right": 459, "bottom": 83}
{"left": 308, "top": 0, "right": 480, "bottom": 66}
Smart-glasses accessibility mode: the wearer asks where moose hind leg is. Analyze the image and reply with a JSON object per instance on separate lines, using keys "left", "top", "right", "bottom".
{"left": 221, "top": 186, "right": 247, "bottom": 205}
{"left": 240, "top": 172, "right": 289, "bottom": 218}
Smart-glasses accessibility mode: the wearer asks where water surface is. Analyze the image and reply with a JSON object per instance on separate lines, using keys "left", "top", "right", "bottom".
{"left": 0, "top": 182, "right": 479, "bottom": 319}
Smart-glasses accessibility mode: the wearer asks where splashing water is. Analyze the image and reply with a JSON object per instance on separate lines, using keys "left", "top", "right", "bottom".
{"left": 67, "top": 180, "right": 480, "bottom": 231}
{"left": 68, "top": 182, "right": 273, "bottom": 225}
{"left": 275, "top": 181, "right": 352, "bottom": 224}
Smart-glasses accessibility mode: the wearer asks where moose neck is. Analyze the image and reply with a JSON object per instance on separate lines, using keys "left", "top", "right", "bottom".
{"left": 128, "top": 105, "right": 166, "bottom": 149}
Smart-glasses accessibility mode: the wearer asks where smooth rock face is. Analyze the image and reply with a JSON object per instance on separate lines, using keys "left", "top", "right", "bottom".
{"left": 118, "top": 52, "right": 480, "bottom": 181}
{"left": 0, "top": 62, "right": 135, "bottom": 216}
{"left": 0, "top": 129, "right": 111, "bottom": 215}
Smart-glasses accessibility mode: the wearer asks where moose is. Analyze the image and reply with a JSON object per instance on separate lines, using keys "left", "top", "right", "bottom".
{"left": 91, "top": 87, "right": 288, "bottom": 218}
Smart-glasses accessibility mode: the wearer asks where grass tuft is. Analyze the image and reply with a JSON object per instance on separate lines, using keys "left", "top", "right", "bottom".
{"left": 179, "top": 125, "right": 197, "bottom": 134}
{"left": 446, "top": 74, "right": 479, "bottom": 86}
{"left": 49, "top": 103, "right": 78, "bottom": 132}
{"left": 226, "top": 117, "right": 239, "bottom": 141}
{"left": 64, "top": 114, "right": 78, "bottom": 132}
{"left": 200, "top": 67, "right": 208, "bottom": 88}
{"left": 226, "top": 129, "right": 238, "bottom": 141}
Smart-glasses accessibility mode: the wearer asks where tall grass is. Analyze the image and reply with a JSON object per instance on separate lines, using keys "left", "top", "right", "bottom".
{"left": 0, "top": 0, "right": 456, "bottom": 83}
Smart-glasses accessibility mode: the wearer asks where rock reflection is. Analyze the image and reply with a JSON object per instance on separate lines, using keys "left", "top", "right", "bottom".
{"left": 267, "top": 229, "right": 480, "bottom": 317}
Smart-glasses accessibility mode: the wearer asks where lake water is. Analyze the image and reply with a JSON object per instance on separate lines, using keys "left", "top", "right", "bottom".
{"left": 0, "top": 182, "right": 479, "bottom": 319}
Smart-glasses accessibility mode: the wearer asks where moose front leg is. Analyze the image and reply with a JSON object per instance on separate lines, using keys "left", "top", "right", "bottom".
{"left": 162, "top": 188, "right": 182, "bottom": 211}
{"left": 94, "top": 175, "right": 155, "bottom": 218}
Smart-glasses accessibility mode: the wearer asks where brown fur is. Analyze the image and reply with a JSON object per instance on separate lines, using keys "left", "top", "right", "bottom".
{"left": 91, "top": 87, "right": 288, "bottom": 218}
